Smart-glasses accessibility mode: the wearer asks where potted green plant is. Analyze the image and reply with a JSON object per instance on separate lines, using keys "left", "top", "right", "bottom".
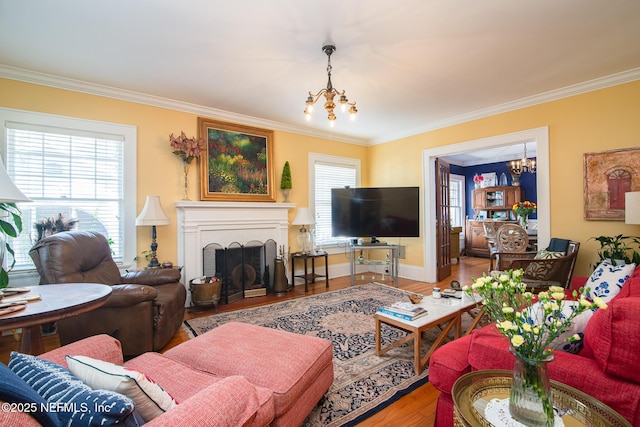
{"left": 0, "top": 202, "right": 24, "bottom": 288}
{"left": 33, "top": 213, "right": 79, "bottom": 241}
{"left": 590, "top": 234, "right": 640, "bottom": 266}
{"left": 280, "top": 161, "right": 292, "bottom": 202}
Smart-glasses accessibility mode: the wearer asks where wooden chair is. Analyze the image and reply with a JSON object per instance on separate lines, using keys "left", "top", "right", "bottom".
{"left": 493, "top": 224, "right": 529, "bottom": 270}
{"left": 497, "top": 239, "right": 581, "bottom": 291}
{"left": 482, "top": 221, "right": 500, "bottom": 271}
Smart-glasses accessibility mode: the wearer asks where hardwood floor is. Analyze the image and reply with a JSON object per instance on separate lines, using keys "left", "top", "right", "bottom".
{"left": 0, "top": 256, "right": 488, "bottom": 427}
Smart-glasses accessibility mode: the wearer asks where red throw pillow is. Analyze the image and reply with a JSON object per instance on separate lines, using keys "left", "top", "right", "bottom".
{"left": 615, "top": 267, "right": 640, "bottom": 299}
{"left": 583, "top": 297, "right": 640, "bottom": 384}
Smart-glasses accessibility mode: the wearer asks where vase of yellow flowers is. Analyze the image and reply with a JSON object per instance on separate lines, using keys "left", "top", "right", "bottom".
{"left": 513, "top": 200, "right": 536, "bottom": 229}
{"left": 463, "top": 270, "right": 606, "bottom": 426}
{"left": 170, "top": 132, "right": 205, "bottom": 200}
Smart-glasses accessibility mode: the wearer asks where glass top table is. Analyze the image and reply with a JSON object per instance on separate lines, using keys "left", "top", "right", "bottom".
{"left": 452, "top": 370, "right": 631, "bottom": 427}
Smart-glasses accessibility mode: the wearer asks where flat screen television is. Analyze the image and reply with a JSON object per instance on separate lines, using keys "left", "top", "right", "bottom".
{"left": 331, "top": 187, "right": 420, "bottom": 238}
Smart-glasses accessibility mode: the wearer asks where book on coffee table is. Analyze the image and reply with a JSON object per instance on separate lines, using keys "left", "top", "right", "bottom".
{"left": 391, "top": 301, "right": 426, "bottom": 314}
{"left": 378, "top": 305, "right": 428, "bottom": 321}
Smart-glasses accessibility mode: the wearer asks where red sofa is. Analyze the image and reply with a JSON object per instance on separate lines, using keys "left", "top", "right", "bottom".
{"left": 429, "top": 265, "right": 640, "bottom": 426}
{"left": 0, "top": 322, "right": 334, "bottom": 426}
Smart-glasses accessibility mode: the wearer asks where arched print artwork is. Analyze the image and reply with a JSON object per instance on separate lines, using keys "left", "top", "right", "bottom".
{"left": 583, "top": 147, "right": 640, "bottom": 220}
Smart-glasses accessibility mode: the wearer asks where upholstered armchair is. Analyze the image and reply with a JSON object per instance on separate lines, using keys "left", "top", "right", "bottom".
{"left": 29, "top": 231, "right": 186, "bottom": 356}
{"left": 496, "top": 239, "right": 580, "bottom": 290}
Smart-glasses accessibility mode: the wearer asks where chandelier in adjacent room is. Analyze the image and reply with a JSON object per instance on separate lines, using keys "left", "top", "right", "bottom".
{"left": 304, "top": 44, "right": 357, "bottom": 125}
{"left": 508, "top": 142, "right": 537, "bottom": 176}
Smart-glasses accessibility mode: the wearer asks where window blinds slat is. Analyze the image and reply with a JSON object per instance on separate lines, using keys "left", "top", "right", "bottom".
{"left": 5, "top": 126, "right": 126, "bottom": 266}
{"left": 314, "top": 161, "right": 357, "bottom": 244}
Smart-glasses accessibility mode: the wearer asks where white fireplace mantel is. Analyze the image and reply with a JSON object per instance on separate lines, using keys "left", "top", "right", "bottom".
{"left": 176, "top": 201, "right": 295, "bottom": 305}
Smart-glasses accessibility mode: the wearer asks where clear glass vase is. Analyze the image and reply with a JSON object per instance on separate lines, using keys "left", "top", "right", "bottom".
{"left": 181, "top": 158, "right": 190, "bottom": 200}
{"left": 510, "top": 347, "right": 555, "bottom": 427}
{"left": 519, "top": 214, "right": 528, "bottom": 229}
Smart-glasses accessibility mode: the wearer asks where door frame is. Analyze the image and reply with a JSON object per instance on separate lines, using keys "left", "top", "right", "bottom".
{"left": 422, "top": 126, "right": 550, "bottom": 283}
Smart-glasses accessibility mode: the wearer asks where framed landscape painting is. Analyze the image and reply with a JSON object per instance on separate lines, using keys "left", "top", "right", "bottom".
{"left": 583, "top": 147, "right": 640, "bottom": 220}
{"left": 198, "top": 118, "right": 275, "bottom": 201}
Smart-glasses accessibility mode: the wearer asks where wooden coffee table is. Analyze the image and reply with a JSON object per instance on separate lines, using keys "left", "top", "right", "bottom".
{"left": 375, "top": 294, "right": 479, "bottom": 375}
{"left": 0, "top": 283, "right": 112, "bottom": 355}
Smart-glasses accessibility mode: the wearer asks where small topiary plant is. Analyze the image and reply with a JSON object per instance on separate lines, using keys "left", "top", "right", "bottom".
{"left": 281, "top": 161, "right": 292, "bottom": 190}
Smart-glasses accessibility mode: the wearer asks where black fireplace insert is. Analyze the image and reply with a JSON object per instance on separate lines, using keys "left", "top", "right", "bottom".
{"left": 202, "top": 239, "right": 277, "bottom": 304}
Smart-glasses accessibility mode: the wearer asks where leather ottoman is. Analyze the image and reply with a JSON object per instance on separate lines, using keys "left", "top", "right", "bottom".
{"left": 163, "top": 321, "right": 334, "bottom": 427}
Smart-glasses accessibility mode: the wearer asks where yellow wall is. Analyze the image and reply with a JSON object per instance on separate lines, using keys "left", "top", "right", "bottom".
{"left": 0, "top": 78, "right": 368, "bottom": 265}
{"left": 3, "top": 77, "right": 640, "bottom": 278}
{"left": 369, "top": 80, "right": 640, "bottom": 276}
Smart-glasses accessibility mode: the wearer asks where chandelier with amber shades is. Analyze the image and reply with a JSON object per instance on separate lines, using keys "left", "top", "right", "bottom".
{"left": 304, "top": 45, "right": 357, "bottom": 125}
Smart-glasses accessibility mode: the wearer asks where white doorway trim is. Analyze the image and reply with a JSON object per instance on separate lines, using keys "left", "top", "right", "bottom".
{"left": 422, "top": 127, "right": 550, "bottom": 283}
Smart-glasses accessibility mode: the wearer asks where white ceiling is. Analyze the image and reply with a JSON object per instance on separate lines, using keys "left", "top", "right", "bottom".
{"left": 440, "top": 143, "right": 536, "bottom": 167}
{"left": 1, "top": 0, "right": 640, "bottom": 152}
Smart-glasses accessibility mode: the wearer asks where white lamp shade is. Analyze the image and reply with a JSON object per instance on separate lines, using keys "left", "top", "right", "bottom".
{"left": 625, "top": 192, "right": 640, "bottom": 224}
{"left": 135, "top": 196, "right": 170, "bottom": 226}
{"left": 0, "top": 158, "right": 31, "bottom": 203}
{"left": 292, "top": 207, "right": 314, "bottom": 226}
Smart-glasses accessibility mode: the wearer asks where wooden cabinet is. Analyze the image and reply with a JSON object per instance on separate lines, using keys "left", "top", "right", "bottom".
{"left": 465, "top": 220, "right": 489, "bottom": 256}
{"left": 473, "top": 191, "right": 487, "bottom": 209}
{"left": 467, "top": 187, "right": 525, "bottom": 257}
{"left": 451, "top": 226, "right": 462, "bottom": 262}
{"left": 472, "top": 186, "right": 523, "bottom": 220}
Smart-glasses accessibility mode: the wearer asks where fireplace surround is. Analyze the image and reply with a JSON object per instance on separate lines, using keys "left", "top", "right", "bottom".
{"left": 176, "top": 201, "right": 294, "bottom": 306}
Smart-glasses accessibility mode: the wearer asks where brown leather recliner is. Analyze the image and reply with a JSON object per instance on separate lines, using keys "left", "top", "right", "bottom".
{"left": 29, "top": 230, "right": 186, "bottom": 357}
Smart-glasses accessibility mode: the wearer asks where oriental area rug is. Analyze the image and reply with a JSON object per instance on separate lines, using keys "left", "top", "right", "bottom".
{"left": 183, "top": 282, "right": 470, "bottom": 427}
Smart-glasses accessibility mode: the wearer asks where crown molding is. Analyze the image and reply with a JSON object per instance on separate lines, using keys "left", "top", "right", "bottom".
{"left": 0, "top": 64, "right": 368, "bottom": 146}
{"left": 371, "top": 67, "right": 640, "bottom": 145}
{"left": 2, "top": 64, "right": 638, "bottom": 147}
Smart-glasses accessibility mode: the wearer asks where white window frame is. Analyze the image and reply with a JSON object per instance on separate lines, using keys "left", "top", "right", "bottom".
{"left": 449, "top": 174, "right": 466, "bottom": 228}
{"left": 449, "top": 173, "right": 466, "bottom": 250}
{"left": 0, "top": 107, "right": 137, "bottom": 278}
{"left": 308, "top": 153, "right": 361, "bottom": 253}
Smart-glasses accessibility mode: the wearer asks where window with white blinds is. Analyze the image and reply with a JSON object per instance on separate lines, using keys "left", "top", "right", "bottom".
{"left": 310, "top": 153, "right": 360, "bottom": 247}
{"left": 1, "top": 108, "right": 137, "bottom": 270}
{"left": 449, "top": 174, "right": 465, "bottom": 228}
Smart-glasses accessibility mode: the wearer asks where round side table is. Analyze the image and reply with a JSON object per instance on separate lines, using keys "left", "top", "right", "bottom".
{"left": 452, "top": 369, "right": 631, "bottom": 427}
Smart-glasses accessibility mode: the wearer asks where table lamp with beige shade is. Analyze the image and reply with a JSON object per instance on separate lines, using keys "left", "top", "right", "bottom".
{"left": 626, "top": 191, "right": 640, "bottom": 226}
{"left": 135, "top": 195, "right": 170, "bottom": 268}
{"left": 625, "top": 191, "right": 640, "bottom": 265}
{"left": 292, "top": 207, "right": 314, "bottom": 254}
{"left": 0, "top": 158, "right": 31, "bottom": 288}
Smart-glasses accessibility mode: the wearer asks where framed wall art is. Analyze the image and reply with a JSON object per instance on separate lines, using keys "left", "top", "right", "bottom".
{"left": 583, "top": 147, "right": 640, "bottom": 220}
{"left": 481, "top": 172, "right": 497, "bottom": 187}
{"left": 198, "top": 118, "right": 275, "bottom": 202}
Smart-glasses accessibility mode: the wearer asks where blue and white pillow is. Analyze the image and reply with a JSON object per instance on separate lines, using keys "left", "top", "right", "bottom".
{"left": 522, "top": 301, "right": 595, "bottom": 354}
{"left": 8, "top": 352, "right": 135, "bottom": 426}
{"left": 0, "top": 362, "right": 60, "bottom": 427}
{"left": 584, "top": 261, "right": 635, "bottom": 302}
